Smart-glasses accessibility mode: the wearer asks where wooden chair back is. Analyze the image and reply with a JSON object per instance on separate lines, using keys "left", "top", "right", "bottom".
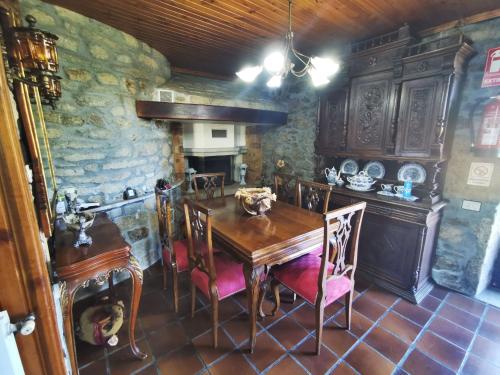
{"left": 155, "top": 189, "right": 174, "bottom": 254}
{"left": 193, "top": 172, "right": 225, "bottom": 200}
{"left": 273, "top": 173, "right": 297, "bottom": 203}
{"left": 183, "top": 199, "right": 216, "bottom": 283}
{"left": 318, "top": 201, "right": 366, "bottom": 295}
{"left": 295, "top": 179, "right": 332, "bottom": 214}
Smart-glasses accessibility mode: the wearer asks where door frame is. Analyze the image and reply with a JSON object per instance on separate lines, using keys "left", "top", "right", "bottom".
{"left": 0, "top": 1, "right": 67, "bottom": 373}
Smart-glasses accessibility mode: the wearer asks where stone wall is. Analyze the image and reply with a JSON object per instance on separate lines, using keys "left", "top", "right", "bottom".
{"left": 430, "top": 18, "right": 500, "bottom": 295}
{"left": 20, "top": 0, "right": 173, "bottom": 270}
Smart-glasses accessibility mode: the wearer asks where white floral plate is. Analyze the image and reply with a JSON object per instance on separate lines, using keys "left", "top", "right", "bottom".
{"left": 346, "top": 184, "right": 376, "bottom": 192}
{"left": 340, "top": 159, "right": 359, "bottom": 175}
{"left": 363, "top": 161, "right": 385, "bottom": 179}
{"left": 397, "top": 163, "right": 426, "bottom": 184}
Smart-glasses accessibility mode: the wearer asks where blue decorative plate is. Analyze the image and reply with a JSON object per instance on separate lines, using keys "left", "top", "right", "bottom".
{"left": 363, "top": 161, "right": 385, "bottom": 179}
{"left": 339, "top": 159, "right": 359, "bottom": 175}
{"left": 397, "top": 163, "right": 426, "bottom": 184}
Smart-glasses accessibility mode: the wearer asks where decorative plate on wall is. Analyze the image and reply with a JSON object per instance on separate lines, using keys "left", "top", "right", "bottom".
{"left": 339, "top": 159, "right": 359, "bottom": 175}
{"left": 363, "top": 161, "right": 385, "bottom": 179}
{"left": 397, "top": 163, "right": 427, "bottom": 184}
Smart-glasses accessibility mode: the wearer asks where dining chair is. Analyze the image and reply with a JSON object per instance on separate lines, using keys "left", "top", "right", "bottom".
{"left": 273, "top": 172, "right": 297, "bottom": 204}
{"left": 155, "top": 189, "right": 189, "bottom": 313}
{"left": 193, "top": 172, "right": 225, "bottom": 200}
{"left": 271, "top": 201, "right": 366, "bottom": 354}
{"left": 295, "top": 179, "right": 333, "bottom": 257}
{"left": 183, "top": 198, "right": 246, "bottom": 348}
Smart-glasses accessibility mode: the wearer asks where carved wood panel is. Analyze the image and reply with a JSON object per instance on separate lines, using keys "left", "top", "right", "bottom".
{"left": 396, "top": 77, "right": 444, "bottom": 157}
{"left": 317, "top": 88, "right": 348, "bottom": 154}
{"left": 347, "top": 73, "right": 392, "bottom": 154}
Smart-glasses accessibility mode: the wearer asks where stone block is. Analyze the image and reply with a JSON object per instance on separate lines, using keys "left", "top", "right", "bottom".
{"left": 57, "top": 168, "right": 85, "bottom": 177}
{"left": 65, "top": 68, "right": 92, "bottom": 82}
{"left": 97, "top": 73, "right": 119, "bottom": 85}
{"left": 89, "top": 45, "right": 109, "bottom": 60}
{"left": 63, "top": 153, "right": 106, "bottom": 162}
{"left": 103, "top": 159, "right": 145, "bottom": 170}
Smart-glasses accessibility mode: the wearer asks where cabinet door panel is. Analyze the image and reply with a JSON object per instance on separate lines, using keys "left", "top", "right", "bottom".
{"left": 317, "top": 89, "right": 348, "bottom": 154}
{"left": 358, "top": 213, "right": 420, "bottom": 289}
{"left": 396, "top": 77, "right": 444, "bottom": 157}
{"left": 347, "top": 73, "right": 392, "bottom": 154}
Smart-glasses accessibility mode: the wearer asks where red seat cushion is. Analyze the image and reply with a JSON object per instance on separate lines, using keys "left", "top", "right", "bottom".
{"left": 162, "top": 240, "right": 190, "bottom": 272}
{"left": 273, "top": 254, "right": 352, "bottom": 305}
{"left": 191, "top": 254, "right": 246, "bottom": 300}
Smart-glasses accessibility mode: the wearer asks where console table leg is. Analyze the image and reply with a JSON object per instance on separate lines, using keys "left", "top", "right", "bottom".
{"left": 60, "top": 281, "right": 78, "bottom": 375}
{"left": 126, "top": 256, "right": 147, "bottom": 359}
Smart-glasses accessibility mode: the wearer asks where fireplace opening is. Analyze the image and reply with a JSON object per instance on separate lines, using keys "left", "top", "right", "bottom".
{"left": 187, "top": 155, "right": 234, "bottom": 186}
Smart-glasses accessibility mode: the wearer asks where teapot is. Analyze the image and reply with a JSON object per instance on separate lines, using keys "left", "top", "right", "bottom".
{"left": 347, "top": 171, "right": 377, "bottom": 188}
{"left": 324, "top": 167, "right": 337, "bottom": 184}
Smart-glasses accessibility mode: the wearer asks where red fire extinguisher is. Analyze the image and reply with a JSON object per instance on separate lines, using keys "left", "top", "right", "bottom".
{"left": 469, "top": 95, "right": 500, "bottom": 157}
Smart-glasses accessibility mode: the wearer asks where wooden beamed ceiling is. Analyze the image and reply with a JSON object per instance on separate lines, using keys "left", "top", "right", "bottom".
{"left": 44, "top": 0, "right": 500, "bottom": 77}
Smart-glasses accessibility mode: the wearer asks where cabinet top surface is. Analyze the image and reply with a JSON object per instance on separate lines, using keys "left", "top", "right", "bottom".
{"left": 55, "top": 214, "right": 130, "bottom": 273}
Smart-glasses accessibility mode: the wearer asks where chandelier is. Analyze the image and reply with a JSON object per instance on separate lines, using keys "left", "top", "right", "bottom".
{"left": 236, "top": 0, "right": 339, "bottom": 88}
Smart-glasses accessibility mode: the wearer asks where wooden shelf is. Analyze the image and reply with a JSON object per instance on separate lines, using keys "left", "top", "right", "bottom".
{"left": 318, "top": 150, "right": 447, "bottom": 163}
{"left": 136, "top": 101, "right": 287, "bottom": 125}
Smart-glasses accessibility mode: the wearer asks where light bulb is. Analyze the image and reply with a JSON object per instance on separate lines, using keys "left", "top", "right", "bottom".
{"left": 311, "top": 57, "right": 339, "bottom": 78}
{"left": 264, "top": 51, "right": 285, "bottom": 74}
{"left": 308, "top": 67, "right": 330, "bottom": 87}
{"left": 266, "top": 74, "right": 282, "bottom": 88}
{"left": 236, "top": 65, "right": 263, "bottom": 82}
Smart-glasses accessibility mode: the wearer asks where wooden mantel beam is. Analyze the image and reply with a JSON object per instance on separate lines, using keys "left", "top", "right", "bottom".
{"left": 135, "top": 101, "right": 287, "bottom": 125}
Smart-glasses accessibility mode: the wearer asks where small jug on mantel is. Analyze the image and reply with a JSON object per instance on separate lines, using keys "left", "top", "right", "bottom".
{"left": 324, "top": 167, "right": 337, "bottom": 185}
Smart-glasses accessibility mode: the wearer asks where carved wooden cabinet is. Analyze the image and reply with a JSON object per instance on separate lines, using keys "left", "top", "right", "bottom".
{"left": 316, "top": 26, "right": 474, "bottom": 303}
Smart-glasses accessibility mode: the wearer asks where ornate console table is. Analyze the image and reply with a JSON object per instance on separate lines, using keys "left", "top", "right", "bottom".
{"left": 54, "top": 214, "right": 146, "bottom": 374}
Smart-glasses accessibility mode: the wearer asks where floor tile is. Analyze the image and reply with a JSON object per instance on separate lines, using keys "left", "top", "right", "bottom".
{"left": 352, "top": 293, "right": 387, "bottom": 321}
{"left": 108, "top": 339, "right": 154, "bottom": 374}
{"left": 157, "top": 344, "right": 205, "bottom": 375}
{"left": 429, "top": 286, "right": 449, "bottom": 300}
{"left": 364, "top": 326, "right": 408, "bottom": 363}
{"left": 138, "top": 291, "right": 177, "bottom": 332}
{"left": 461, "top": 354, "right": 500, "bottom": 375}
{"left": 402, "top": 349, "right": 454, "bottom": 375}
{"left": 107, "top": 319, "right": 145, "bottom": 354}
{"left": 393, "top": 299, "right": 432, "bottom": 326}
{"left": 266, "top": 355, "right": 307, "bottom": 375}
{"left": 419, "top": 295, "right": 442, "bottom": 312}
{"left": 247, "top": 332, "right": 286, "bottom": 372}
{"left": 218, "top": 297, "right": 244, "bottom": 322}
{"left": 446, "top": 292, "right": 486, "bottom": 317}
{"left": 267, "top": 316, "right": 308, "bottom": 350}
{"left": 470, "top": 334, "right": 500, "bottom": 367}
{"left": 292, "top": 336, "right": 338, "bottom": 375}
{"left": 180, "top": 308, "right": 212, "bottom": 338}
{"left": 478, "top": 320, "right": 500, "bottom": 342}
{"left": 484, "top": 306, "right": 500, "bottom": 326}
{"left": 136, "top": 364, "right": 159, "bottom": 375}
{"left": 222, "top": 313, "right": 253, "bottom": 346}
{"left": 325, "top": 301, "right": 344, "bottom": 318}
{"left": 379, "top": 312, "right": 421, "bottom": 344}
{"left": 193, "top": 329, "right": 235, "bottom": 366}
{"left": 428, "top": 316, "right": 474, "bottom": 350}
{"left": 258, "top": 299, "right": 286, "bottom": 328}
{"left": 345, "top": 342, "right": 395, "bottom": 375}
{"left": 76, "top": 340, "right": 106, "bottom": 367}
{"left": 208, "top": 350, "right": 256, "bottom": 375}
{"left": 330, "top": 361, "right": 358, "bottom": 374}
{"left": 416, "top": 331, "right": 465, "bottom": 371}
{"left": 79, "top": 359, "right": 107, "bottom": 375}
{"left": 321, "top": 327, "right": 358, "bottom": 357}
{"left": 147, "top": 322, "right": 189, "bottom": 356}
{"left": 334, "top": 310, "right": 373, "bottom": 338}
{"left": 290, "top": 303, "right": 316, "bottom": 331}
{"left": 437, "top": 303, "right": 480, "bottom": 332}
{"left": 364, "top": 286, "right": 399, "bottom": 307}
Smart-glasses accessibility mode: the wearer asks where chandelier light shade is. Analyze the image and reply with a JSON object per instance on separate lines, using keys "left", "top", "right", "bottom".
{"left": 236, "top": 0, "right": 339, "bottom": 88}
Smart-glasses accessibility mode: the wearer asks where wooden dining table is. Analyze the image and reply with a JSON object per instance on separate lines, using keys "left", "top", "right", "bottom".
{"left": 199, "top": 196, "right": 336, "bottom": 353}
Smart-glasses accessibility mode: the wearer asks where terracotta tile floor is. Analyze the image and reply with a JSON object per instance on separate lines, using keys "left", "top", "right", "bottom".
{"left": 75, "top": 262, "right": 500, "bottom": 374}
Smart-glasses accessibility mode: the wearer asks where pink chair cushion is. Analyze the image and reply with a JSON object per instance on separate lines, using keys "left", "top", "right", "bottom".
{"left": 163, "top": 239, "right": 190, "bottom": 272}
{"left": 273, "top": 254, "right": 352, "bottom": 305}
{"left": 309, "top": 244, "right": 324, "bottom": 257}
{"left": 191, "top": 254, "right": 246, "bottom": 300}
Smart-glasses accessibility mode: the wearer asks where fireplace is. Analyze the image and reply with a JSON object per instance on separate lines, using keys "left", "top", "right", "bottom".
{"left": 187, "top": 155, "right": 233, "bottom": 185}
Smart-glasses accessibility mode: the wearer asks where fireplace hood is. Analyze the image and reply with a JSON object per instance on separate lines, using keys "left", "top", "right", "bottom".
{"left": 182, "top": 122, "right": 246, "bottom": 157}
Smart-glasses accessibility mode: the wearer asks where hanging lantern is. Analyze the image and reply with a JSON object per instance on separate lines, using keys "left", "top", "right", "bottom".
{"left": 10, "top": 15, "right": 59, "bottom": 74}
{"left": 38, "top": 72, "right": 61, "bottom": 108}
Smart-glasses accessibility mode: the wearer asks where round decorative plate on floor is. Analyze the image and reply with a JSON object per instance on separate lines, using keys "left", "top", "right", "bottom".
{"left": 363, "top": 161, "right": 385, "bottom": 179}
{"left": 397, "top": 163, "right": 426, "bottom": 183}
{"left": 346, "top": 185, "right": 376, "bottom": 192}
{"left": 340, "top": 159, "right": 359, "bottom": 175}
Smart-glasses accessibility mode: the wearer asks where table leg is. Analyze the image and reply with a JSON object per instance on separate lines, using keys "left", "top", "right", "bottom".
{"left": 59, "top": 281, "right": 78, "bottom": 375}
{"left": 126, "top": 255, "right": 147, "bottom": 359}
{"left": 243, "top": 264, "right": 264, "bottom": 353}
